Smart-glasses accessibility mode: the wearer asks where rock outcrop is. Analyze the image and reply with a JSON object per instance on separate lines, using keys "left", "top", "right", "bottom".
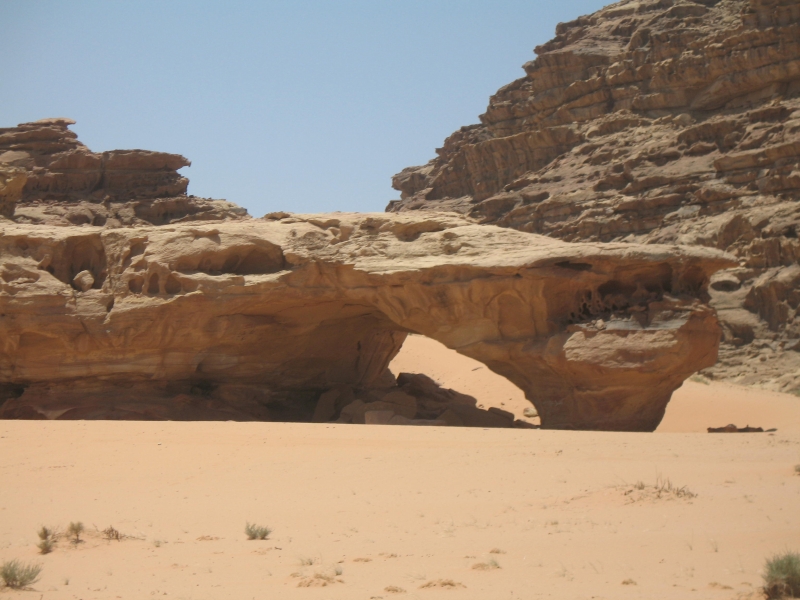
{"left": 389, "top": 0, "right": 800, "bottom": 393}
{"left": 0, "top": 211, "right": 731, "bottom": 430}
{"left": 0, "top": 118, "right": 247, "bottom": 226}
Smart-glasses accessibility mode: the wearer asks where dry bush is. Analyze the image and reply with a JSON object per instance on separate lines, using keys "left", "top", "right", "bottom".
{"left": 419, "top": 579, "right": 465, "bottom": 589}
{"left": 102, "top": 526, "right": 121, "bottom": 541}
{"left": 1, "top": 560, "right": 42, "bottom": 589}
{"left": 67, "top": 522, "right": 84, "bottom": 544}
{"left": 244, "top": 522, "right": 271, "bottom": 540}
{"left": 385, "top": 585, "right": 406, "bottom": 593}
{"left": 472, "top": 558, "right": 500, "bottom": 570}
{"left": 36, "top": 526, "right": 56, "bottom": 554}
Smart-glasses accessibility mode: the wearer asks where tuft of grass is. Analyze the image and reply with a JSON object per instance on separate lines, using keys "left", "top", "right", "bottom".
{"left": 37, "top": 526, "right": 53, "bottom": 541}
{"left": 420, "top": 579, "right": 465, "bottom": 589}
{"left": 103, "top": 526, "right": 121, "bottom": 541}
{"left": 67, "top": 522, "right": 84, "bottom": 544}
{"left": 244, "top": 522, "right": 271, "bottom": 540}
{"left": 1, "top": 559, "right": 42, "bottom": 589}
{"left": 37, "top": 539, "right": 53, "bottom": 555}
{"left": 763, "top": 551, "right": 800, "bottom": 599}
{"left": 472, "top": 558, "right": 501, "bottom": 570}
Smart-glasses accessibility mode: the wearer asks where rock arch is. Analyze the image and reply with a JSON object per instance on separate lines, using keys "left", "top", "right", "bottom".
{"left": 0, "top": 213, "right": 733, "bottom": 430}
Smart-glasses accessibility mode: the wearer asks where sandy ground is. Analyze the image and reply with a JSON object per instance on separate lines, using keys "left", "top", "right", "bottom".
{"left": 0, "top": 335, "right": 798, "bottom": 599}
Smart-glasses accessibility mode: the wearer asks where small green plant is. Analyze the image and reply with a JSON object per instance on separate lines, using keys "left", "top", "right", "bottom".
{"left": 67, "top": 522, "right": 84, "bottom": 544}
{"left": 245, "top": 522, "right": 271, "bottom": 540}
{"left": 1, "top": 559, "right": 42, "bottom": 589}
{"left": 37, "top": 539, "right": 53, "bottom": 554}
{"left": 763, "top": 551, "right": 800, "bottom": 599}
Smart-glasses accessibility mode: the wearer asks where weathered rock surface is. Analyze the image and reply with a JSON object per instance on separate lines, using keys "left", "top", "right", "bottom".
{"left": 389, "top": 0, "right": 800, "bottom": 393}
{"left": 0, "top": 211, "right": 732, "bottom": 430}
{"left": 0, "top": 118, "right": 247, "bottom": 226}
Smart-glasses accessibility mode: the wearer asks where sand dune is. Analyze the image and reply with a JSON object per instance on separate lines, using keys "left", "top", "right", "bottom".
{"left": 0, "top": 336, "right": 798, "bottom": 598}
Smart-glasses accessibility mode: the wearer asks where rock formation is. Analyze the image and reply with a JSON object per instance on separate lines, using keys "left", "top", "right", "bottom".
{"left": 389, "top": 0, "right": 800, "bottom": 393}
{"left": 0, "top": 210, "right": 731, "bottom": 430}
{"left": 0, "top": 118, "right": 247, "bottom": 226}
{"left": 0, "top": 118, "right": 735, "bottom": 430}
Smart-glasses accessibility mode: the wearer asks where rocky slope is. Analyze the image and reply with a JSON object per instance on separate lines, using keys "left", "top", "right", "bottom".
{"left": 0, "top": 118, "right": 247, "bottom": 226}
{"left": 389, "top": 0, "right": 800, "bottom": 393}
{"left": 0, "top": 212, "right": 730, "bottom": 430}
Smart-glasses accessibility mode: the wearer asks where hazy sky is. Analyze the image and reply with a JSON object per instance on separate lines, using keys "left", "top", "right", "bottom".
{"left": 2, "top": 1, "right": 607, "bottom": 216}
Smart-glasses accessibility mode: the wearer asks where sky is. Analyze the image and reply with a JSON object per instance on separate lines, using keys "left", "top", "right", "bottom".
{"left": 1, "top": 1, "right": 608, "bottom": 217}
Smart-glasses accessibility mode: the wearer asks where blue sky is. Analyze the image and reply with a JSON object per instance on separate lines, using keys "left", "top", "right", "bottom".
{"left": 2, "top": 1, "right": 607, "bottom": 216}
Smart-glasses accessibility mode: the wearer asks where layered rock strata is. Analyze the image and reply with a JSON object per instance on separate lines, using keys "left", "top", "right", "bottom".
{"left": 0, "top": 118, "right": 247, "bottom": 226}
{"left": 389, "top": 0, "right": 800, "bottom": 392}
{"left": 0, "top": 212, "right": 731, "bottom": 430}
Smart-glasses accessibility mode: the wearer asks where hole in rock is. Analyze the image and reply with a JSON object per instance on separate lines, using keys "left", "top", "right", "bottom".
{"left": 128, "top": 277, "right": 143, "bottom": 294}
{"left": 176, "top": 244, "right": 286, "bottom": 276}
{"left": 44, "top": 236, "right": 107, "bottom": 290}
{"left": 554, "top": 261, "right": 593, "bottom": 272}
{"left": 387, "top": 334, "right": 537, "bottom": 427}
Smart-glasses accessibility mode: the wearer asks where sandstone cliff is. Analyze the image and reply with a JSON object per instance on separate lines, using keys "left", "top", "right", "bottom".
{"left": 389, "top": 0, "right": 800, "bottom": 393}
{"left": 0, "top": 118, "right": 247, "bottom": 226}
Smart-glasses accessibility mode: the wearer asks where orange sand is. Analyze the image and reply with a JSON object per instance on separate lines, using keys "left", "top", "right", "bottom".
{"left": 0, "top": 334, "right": 798, "bottom": 599}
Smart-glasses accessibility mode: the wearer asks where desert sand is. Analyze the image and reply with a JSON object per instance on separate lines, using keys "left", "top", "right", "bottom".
{"left": 1, "top": 336, "right": 799, "bottom": 599}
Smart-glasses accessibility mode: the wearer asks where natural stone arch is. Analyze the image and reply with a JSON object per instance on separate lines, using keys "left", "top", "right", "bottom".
{"left": 0, "top": 213, "right": 733, "bottom": 430}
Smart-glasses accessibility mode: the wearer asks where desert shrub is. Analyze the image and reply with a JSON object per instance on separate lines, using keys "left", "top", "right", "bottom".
{"left": 472, "top": 558, "right": 500, "bottom": 570}
{"left": 103, "top": 526, "right": 121, "bottom": 541}
{"left": 763, "top": 551, "right": 800, "bottom": 599}
{"left": 67, "top": 522, "right": 84, "bottom": 544}
{"left": 244, "top": 522, "right": 271, "bottom": 540}
{"left": 1, "top": 559, "right": 42, "bottom": 589}
{"left": 37, "top": 526, "right": 56, "bottom": 554}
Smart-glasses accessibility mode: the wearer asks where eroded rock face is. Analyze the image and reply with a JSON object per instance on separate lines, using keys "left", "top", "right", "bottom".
{"left": 0, "top": 212, "right": 732, "bottom": 430}
{"left": 389, "top": 0, "right": 800, "bottom": 392}
{"left": 0, "top": 118, "right": 247, "bottom": 226}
